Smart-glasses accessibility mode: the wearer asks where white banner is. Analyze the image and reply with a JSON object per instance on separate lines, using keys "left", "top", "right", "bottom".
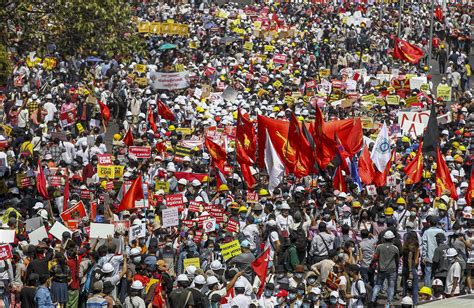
{"left": 397, "top": 111, "right": 431, "bottom": 137}
{"left": 151, "top": 71, "right": 190, "bottom": 90}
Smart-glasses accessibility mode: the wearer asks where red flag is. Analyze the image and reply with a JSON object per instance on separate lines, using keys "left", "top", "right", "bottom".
{"left": 98, "top": 100, "right": 110, "bottom": 124}
{"left": 63, "top": 173, "right": 70, "bottom": 212}
{"left": 236, "top": 109, "right": 256, "bottom": 188}
{"left": 392, "top": 37, "right": 424, "bottom": 64}
{"left": 117, "top": 174, "right": 144, "bottom": 211}
{"left": 288, "top": 112, "right": 314, "bottom": 178}
{"left": 148, "top": 106, "right": 157, "bottom": 132}
{"left": 374, "top": 149, "right": 395, "bottom": 187}
{"left": 435, "top": 147, "right": 458, "bottom": 200}
{"left": 205, "top": 137, "right": 227, "bottom": 172}
{"left": 156, "top": 141, "right": 167, "bottom": 153}
{"left": 313, "top": 106, "right": 339, "bottom": 169}
{"left": 157, "top": 99, "right": 175, "bottom": 121}
{"left": 333, "top": 167, "right": 347, "bottom": 192}
{"left": 251, "top": 249, "right": 270, "bottom": 297}
{"left": 123, "top": 127, "right": 134, "bottom": 146}
{"left": 358, "top": 146, "right": 376, "bottom": 185}
{"left": 36, "top": 159, "right": 49, "bottom": 199}
{"left": 434, "top": 5, "right": 443, "bottom": 21}
{"left": 404, "top": 141, "right": 424, "bottom": 184}
{"left": 467, "top": 169, "right": 474, "bottom": 206}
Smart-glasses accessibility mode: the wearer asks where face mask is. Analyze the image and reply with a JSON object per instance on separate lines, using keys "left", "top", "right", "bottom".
{"left": 410, "top": 211, "right": 417, "bottom": 217}
{"left": 240, "top": 214, "right": 246, "bottom": 220}
{"left": 294, "top": 273, "right": 304, "bottom": 279}
{"left": 330, "top": 297, "right": 338, "bottom": 304}
{"left": 264, "top": 290, "right": 273, "bottom": 297}
{"left": 289, "top": 293, "right": 296, "bottom": 300}
{"left": 307, "top": 278, "right": 316, "bottom": 285}
{"left": 165, "top": 242, "right": 172, "bottom": 247}
{"left": 297, "top": 290, "right": 305, "bottom": 296}
{"left": 397, "top": 206, "right": 404, "bottom": 211}
{"left": 323, "top": 215, "right": 331, "bottom": 222}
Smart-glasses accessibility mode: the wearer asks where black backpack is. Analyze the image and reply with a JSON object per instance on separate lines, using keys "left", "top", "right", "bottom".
{"left": 290, "top": 226, "right": 307, "bottom": 251}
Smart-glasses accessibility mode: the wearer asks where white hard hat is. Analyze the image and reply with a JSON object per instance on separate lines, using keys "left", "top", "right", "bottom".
{"left": 432, "top": 278, "right": 443, "bottom": 286}
{"left": 210, "top": 260, "right": 223, "bottom": 270}
{"left": 234, "top": 278, "right": 245, "bottom": 288}
{"left": 182, "top": 156, "right": 192, "bottom": 162}
{"left": 461, "top": 182, "right": 469, "bottom": 188}
{"left": 280, "top": 202, "right": 291, "bottom": 210}
{"left": 131, "top": 280, "right": 144, "bottom": 290}
{"left": 191, "top": 179, "right": 201, "bottom": 187}
{"left": 38, "top": 209, "right": 48, "bottom": 219}
{"left": 193, "top": 275, "right": 206, "bottom": 285}
{"left": 440, "top": 195, "right": 450, "bottom": 204}
{"left": 186, "top": 265, "right": 197, "bottom": 275}
{"left": 33, "top": 202, "right": 44, "bottom": 210}
{"left": 178, "top": 178, "right": 188, "bottom": 185}
{"left": 132, "top": 218, "right": 142, "bottom": 225}
{"left": 102, "top": 263, "right": 114, "bottom": 273}
{"left": 441, "top": 129, "right": 449, "bottom": 136}
{"left": 446, "top": 248, "right": 458, "bottom": 257}
{"left": 338, "top": 192, "right": 347, "bottom": 198}
{"left": 130, "top": 248, "right": 141, "bottom": 256}
{"left": 383, "top": 230, "right": 395, "bottom": 239}
{"left": 206, "top": 276, "right": 219, "bottom": 285}
{"left": 177, "top": 274, "right": 189, "bottom": 282}
{"left": 330, "top": 291, "right": 339, "bottom": 298}
{"left": 401, "top": 296, "right": 413, "bottom": 305}
{"left": 138, "top": 113, "right": 146, "bottom": 119}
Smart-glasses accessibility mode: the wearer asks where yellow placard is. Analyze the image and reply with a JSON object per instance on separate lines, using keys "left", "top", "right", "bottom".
{"left": 176, "top": 128, "right": 192, "bottom": 136}
{"left": 361, "top": 94, "right": 376, "bottom": 103}
{"left": 420, "top": 83, "right": 429, "bottom": 92}
{"left": 26, "top": 57, "right": 41, "bottom": 68}
{"left": 135, "top": 77, "right": 148, "bottom": 87}
{"left": 97, "top": 165, "right": 115, "bottom": 179}
{"left": 149, "top": 22, "right": 161, "bottom": 34}
{"left": 253, "top": 21, "right": 262, "bottom": 30}
{"left": 319, "top": 69, "right": 330, "bottom": 78}
{"left": 155, "top": 181, "right": 170, "bottom": 193}
{"left": 273, "top": 80, "right": 283, "bottom": 88}
{"left": 189, "top": 41, "right": 197, "bottom": 49}
{"left": 257, "top": 89, "right": 268, "bottom": 97}
{"left": 264, "top": 45, "right": 274, "bottom": 52}
{"left": 183, "top": 258, "right": 201, "bottom": 269}
{"left": 243, "top": 41, "right": 253, "bottom": 51}
{"left": 405, "top": 96, "right": 419, "bottom": 106}
{"left": 42, "top": 57, "right": 57, "bottom": 70}
{"left": 137, "top": 22, "right": 150, "bottom": 33}
{"left": 135, "top": 64, "right": 146, "bottom": 73}
{"left": 76, "top": 123, "right": 84, "bottom": 134}
{"left": 361, "top": 117, "right": 374, "bottom": 129}
{"left": 437, "top": 84, "right": 452, "bottom": 102}
{"left": 0, "top": 124, "right": 12, "bottom": 136}
{"left": 220, "top": 240, "right": 242, "bottom": 260}
{"left": 114, "top": 165, "right": 124, "bottom": 179}
{"left": 386, "top": 95, "right": 400, "bottom": 106}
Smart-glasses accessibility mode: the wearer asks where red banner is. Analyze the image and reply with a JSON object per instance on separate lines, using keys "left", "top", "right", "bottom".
{"left": 0, "top": 245, "right": 12, "bottom": 260}
{"left": 129, "top": 146, "right": 151, "bottom": 159}
{"left": 61, "top": 201, "right": 87, "bottom": 222}
{"left": 165, "top": 194, "right": 184, "bottom": 212}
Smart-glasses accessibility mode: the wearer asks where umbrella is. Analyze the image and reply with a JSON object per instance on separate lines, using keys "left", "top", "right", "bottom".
{"left": 158, "top": 43, "right": 178, "bottom": 50}
{"left": 85, "top": 56, "right": 103, "bottom": 62}
{"left": 204, "top": 22, "right": 218, "bottom": 29}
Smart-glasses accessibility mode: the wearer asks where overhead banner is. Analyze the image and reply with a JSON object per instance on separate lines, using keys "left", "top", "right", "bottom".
{"left": 151, "top": 71, "right": 190, "bottom": 90}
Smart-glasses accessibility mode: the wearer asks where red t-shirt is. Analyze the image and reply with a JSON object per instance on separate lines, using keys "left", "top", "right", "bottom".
{"left": 67, "top": 258, "right": 80, "bottom": 290}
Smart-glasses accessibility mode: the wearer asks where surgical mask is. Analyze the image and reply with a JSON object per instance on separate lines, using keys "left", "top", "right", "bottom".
{"left": 297, "top": 290, "right": 305, "bottom": 296}
{"left": 410, "top": 211, "right": 417, "bottom": 217}
{"left": 289, "top": 293, "right": 296, "bottom": 300}
{"left": 264, "top": 290, "right": 273, "bottom": 297}
{"left": 330, "top": 297, "right": 338, "bottom": 304}
{"left": 323, "top": 214, "right": 331, "bottom": 222}
{"left": 307, "top": 278, "right": 316, "bottom": 285}
{"left": 397, "top": 206, "right": 404, "bottom": 211}
{"left": 240, "top": 214, "right": 246, "bottom": 220}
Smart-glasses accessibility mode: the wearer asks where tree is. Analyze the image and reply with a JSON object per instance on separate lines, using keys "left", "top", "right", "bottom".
{"left": 0, "top": 0, "right": 144, "bottom": 57}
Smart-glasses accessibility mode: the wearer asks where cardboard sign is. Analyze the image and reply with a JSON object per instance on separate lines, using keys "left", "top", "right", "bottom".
{"left": 366, "top": 185, "right": 377, "bottom": 196}
{"left": 398, "top": 111, "right": 430, "bottom": 137}
{"left": 155, "top": 181, "right": 170, "bottom": 193}
{"left": 0, "top": 245, "right": 12, "bottom": 260}
{"left": 162, "top": 207, "right": 179, "bottom": 228}
{"left": 89, "top": 223, "right": 115, "bottom": 238}
{"left": 25, "top": 217, "right": 43, "bottom": 233}
{"left": 409, "top": 76, "right": 427, "bottom": 90}
{"left": 386, "top": 95, "right": 400, "bottom": 106}
{"left": 176, "top": 128, "right": 192, "bottom": 136}
{"left": 220, "top": 240, "right": 242, "bottom": 260}
{"left": 183, "top": 257, "right": 201, "bottom": 269}
{"left": 97, "top": 165, "right": 115, "bottom": 179}
{"left": 97, "top": 154, "right": 113, "bottom": 166}
{"left": 437, "top": 84, "right": 451, "bottom": 102}
{"left": 129, "top": 223, "right": 146, "bottom": 241}
{"left": 61, "top": 201, "right": 87, "bottom": 222}
{"left": 203, "top": 218, "right": 216, "bottom": 233}
{"left": 0, "top": 230, "right": 15, "bottom": 244}
{"left": 166, "top": 194, "right": 184, "bottom": 212}
{"left": 129, "top": 146, "right": 151, "bottom": 159}
{"left": 49, "top": 222, "right": 71, "bottom": 240}
{"left": 226, "top": 219, "right": 240, "bottom": 233}
{"left": 246, "top": 191, "right": 258, "bottom": 203}
{"left": 272, "top": 54, "right": 287, "bottom": 64}
{"left": 28, "top": 226, "right": 48, "bottom": 245}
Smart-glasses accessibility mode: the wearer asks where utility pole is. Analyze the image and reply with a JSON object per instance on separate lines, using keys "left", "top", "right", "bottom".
{"left": 397, "top": 0, "right": 404, "bottom": 37}
{"left": 428, "top": 0, "right": 435, "bottom": 70}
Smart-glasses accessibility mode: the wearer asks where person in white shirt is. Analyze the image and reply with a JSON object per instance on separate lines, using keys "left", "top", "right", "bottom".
{"left": 61, "top": 135, "right": 76, "bottom": 164}
{"left": 276, "top": 202, "right": 294, "bottom": 239}
{"left": 42, "top": 95, "right": 57, "bottom": 123}
{"left": 230, "top": 279, "right": 251, "bottom": 308}
{"left": 445, "top": 248, "right": 462, "bottom": 296}
{"left": 258, "top": 283, "right": 277, "bottom": 308}
{"left": 349, "top": 265, "right": 366, "bottom": 308}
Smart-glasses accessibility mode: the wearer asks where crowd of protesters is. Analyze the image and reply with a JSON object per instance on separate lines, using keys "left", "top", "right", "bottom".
{"left": 0, "top": 0, "right": 473, "bottom": 307}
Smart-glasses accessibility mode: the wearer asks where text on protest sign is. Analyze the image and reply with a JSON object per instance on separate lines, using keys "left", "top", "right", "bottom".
{"left": 220, "top": 240, "right": 242, "bottom": 260}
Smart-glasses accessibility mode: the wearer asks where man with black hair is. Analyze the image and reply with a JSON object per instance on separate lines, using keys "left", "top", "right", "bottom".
{"left": 422, "top": 216, "right": 445, "bottom": 287}
{"left": 169, "top": 274, "right": 194, "bottom": 308}
{"left": 358, "top": 229, "right": 376, "bottom": 286}
{"left": 349, "top": 264, "right": 367, "bottom": 308}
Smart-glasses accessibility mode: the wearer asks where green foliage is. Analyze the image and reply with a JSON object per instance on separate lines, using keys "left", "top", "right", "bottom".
{"left": 1, "top": 0, "right": 144, "bottom": 57}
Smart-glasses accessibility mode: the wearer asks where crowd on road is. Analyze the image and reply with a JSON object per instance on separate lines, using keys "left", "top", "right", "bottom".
{"left": 0, "top": 0, "right": 473, "bottom": 307}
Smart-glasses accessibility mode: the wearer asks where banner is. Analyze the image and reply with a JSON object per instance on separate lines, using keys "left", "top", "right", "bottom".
{"left": 162, "top": 207, "right": 179, "bottom": 228}
{"left": 220, "top": 240, "right": 242, "bottom": 260}
{"left": 151, "top": 71, "right": 190, "bottom": 90}
{"left": 0, "top": 244, "right": 12, "bottom": 260}
{"left": 60, "top": 201, "right": 87, "bottom": 222}
{"left": 97, "top": 165, "right": 115, "bottom": 178}
{"left": 97, "top": 154, "right": 113, "bottom": 165}
{"left": 437, "top": 84, "right": 452, "bottom": 102}
{"left": 59, "top": 107, "right": 77, "bottom": 128}
{"left": 129, "top": 146, "right": 151, "bottom": 159}
{"left": 165, "top": 194, "right": 184, "bottom": 212}
{"left": 137, "top": 22, "right": 189, "bottom": 36}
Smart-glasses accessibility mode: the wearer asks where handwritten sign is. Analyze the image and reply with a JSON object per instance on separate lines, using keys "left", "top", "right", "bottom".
{"left": 97, "top": 165, "right": 115, "bottom": 178}
{"left": 220, "top": 240, "right": 242, "bottom": 260}
{"left": 0, "top": 245, "right": 12, "bottom": 260}
{"left": 162, "top": 207, "right": 179, "bottom": 228}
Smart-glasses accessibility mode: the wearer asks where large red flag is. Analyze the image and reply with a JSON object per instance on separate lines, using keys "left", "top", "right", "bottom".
{"left": 393, "top": 37, "right": 424, "bottom": 64}
{"left": 257, "top": 115, "right": 294, "bottom": 169}
{"left": 123, "top": 127, "right": 134, "bottom": 146}
{"left": 236, "top": 109, "right": 256, "bottom": 188}
{"left": 36, "top": 159, "right": 49, "bottom": 199}
{"left": 148, "top": 106, "right": 157, "bottom": 132}
{"left": 157, "top": 99, "right": 175, "bottom": 121}
{"left": 117, "top": 174, "right": 144, "bottom": 212}
{"left": 404, "top": 141, "right": 424, "bottom": 184}
{"left": 288, "top": 113, "right": 314, "bottom": 178}
{"left": 333, "top": 166, "right": 347, "bottom": 192}
{"left": 374, "top": 149, "right": 395, "bottom": 187}
{"left": 313, "top": 106, "right": 339, "bottom": 169}
{"left": 98, "top": 100, "right": 110, "bottom": 124}
{"left": 467, "top": 169, "right": 474, "bottom": 206}
{"left": 435, "top": 147, "right": 458, "bottom": 200}
{"left": 63, "top": 173, "right": 70, "bottom": 212}
{"left": 251, "top": 249, "right": 270, "bottom": 297}
{"left": 358, "top": 146, "right": 376, "bottom": 185}
{"left": 205, "top": 137, "right": 227, "bottom": 172}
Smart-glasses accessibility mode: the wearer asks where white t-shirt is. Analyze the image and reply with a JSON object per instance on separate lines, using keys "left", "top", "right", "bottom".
{"left": 43, "top": 102, "right": 57, "bottom": 123}
{"left": 229, "top": 294, "right": 252, "bottom": 308}
{"left": 349, "top": 279, "right": 366, "bottom": 308}
{"left": 264, "top": 231, "right": 279, "bottom": 261}
{"left": 445, "top": 261, "right": 462, "bottom": 294}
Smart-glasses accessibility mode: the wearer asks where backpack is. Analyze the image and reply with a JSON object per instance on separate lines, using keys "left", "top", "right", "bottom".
{"left": 81, "top": 264, "right": 95, "bottom": 295}
{"left": 290, "top": 226, "right": 307, "bottom": 251}
{"left": 354, "top": 279, "right": 372, "bottom": 305}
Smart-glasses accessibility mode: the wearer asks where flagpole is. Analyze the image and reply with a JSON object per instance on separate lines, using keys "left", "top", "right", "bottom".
{"left": 397, "top": 0, "right": 404, "bottom": 37}
{"left": 428, "top": 0, "right": 435, "bottom": 70}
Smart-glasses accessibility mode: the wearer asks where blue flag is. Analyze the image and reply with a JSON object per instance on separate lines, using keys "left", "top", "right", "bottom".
{"left": 350, "top": 157, "right": 363, "bottom": 192}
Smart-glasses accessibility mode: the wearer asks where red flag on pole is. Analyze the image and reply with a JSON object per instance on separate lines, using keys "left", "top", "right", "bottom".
{"left": 236, "top": 109, "right": 256, "bottom": 188}
{"left": 36, "top": 159, "right": 49, "bottom": 199}
{"left": 157, "top": 99, "right": 175, "bottom": 121}
{"left": 435, "top": 147, "right": 458, "bottom": 199}
{"left": 288, "top": 112, "right": 314, "bottom": 178}
{"left": 148, "top": 106, "right": 157, "bottom": 132}
{"left": 358, "top": 146, "right": 376, "bottom": 185}
{"left": 63, "top": 173, "right": 70, "bottom": 212}
{"left": 466, "top": 169, "right": 474, "bottom": 207}
{"left": 98, "top": 100, "right": 111, "bottom": 124}
{"left": 333, "top": 166, "right": 347, "bottom": 192}
{"left": 404, "top": 141, "right": 424, "bottom": 184}
{"left": 123, "top": 127, "right": 134, "bottom": 146}
{"left": 205, "top": 137, "right": 227, "bottom": 172}
{"left": 392, "top": 37, "right": 424, "bottom": 64}
{"left": 251, "top": 249, "right": 270, "bottom": 297}
{"left": 117, "top": 174, "right": 144, "bottom": 212}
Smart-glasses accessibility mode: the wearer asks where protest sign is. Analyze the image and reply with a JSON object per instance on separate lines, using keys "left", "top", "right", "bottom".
{"left": 319, "top": 69, "right": 330, "bottom": 78}
{"left": 129, "top": 146, "right": 151, "bottom": 159}
{"left": 129, "top": 224, "right": 146, "bottom": 241}
{"left": 183, "top": 258, "right": 201, "bottom": 269}
{"left": 49, "top": 222, "right": 71, "bottom": 240}
{"left": 25, "top": 217, "right": 43, "bottom": 232}
{"left": 204, "top": 218, "right": 216, "bottom": 233}
{"left": 398, "top": 111, "right": 430, "bottom": 136}
{"left": 409, "top": 76, "right": 427, "bottom": 90}
{"left": 226, "top": 219, "right": 240, "bottom": 233}
{"left": 97, "top": 165, "right": 115, "bottom": 178}
{"left": 59, "top": 107, "right": 77, "bottom": 128}
{"left": 28, "top": 226, "right": 48, "bottom": 245}
{"left": 49, "top": 175, "right": 62, "bottom": 187}
{"left": 386, "top": 95, "right": 400, "bottom": 105}
{"left": 437, "top": 84, "right": 452, "bottom": 102}
{"left": 0, "top": 244, "right": 12, "bottom": 260}
{"left": 272, "top": 54, "right": 287, "bottom": 64}
{"left": 114, "top": 165, "right": 124, "bottom": 179}
{"left": 97, "top": 154, "right": 113, "bottom": 165}
{"left": 188, "top": 200, "right": 201, "bottom": 212}
{"left": 175, "top": 145, "right": 192, "bottom": 157}
{"left": 162, "top": 207, "right": 179, "bottom": 228}
{"left": 61, "top": 201, "right": 87, "bottom": 222}
{"left": 166, "top": 194, "right": 185, "bottom": 212}
{"left": 89, "top": 223, "right": 115, "bottom": 238}
{"left": 366, "top": 185, "right": 377, "bottom": 196}
{"left": 155, "top": 181, "right": 170, "bottom": 193}
{"left": 246, "top": 191, "right": 258, "bottom": 203}
{"left": 150, "top": 71, "right": 190, "bottom": 90}
{"left": 220, "top": 240, "right": 242, "bottom": 260}
{"left": 0, "top": 230, "right": 15, "bottom": 244}
{"left": 222, "top": 86, "right": 239, "bottom": 103}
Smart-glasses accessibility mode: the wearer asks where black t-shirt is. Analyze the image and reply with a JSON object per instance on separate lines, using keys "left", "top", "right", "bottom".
{"left": 20, "top": 286, "right": 36, "bottom": 308}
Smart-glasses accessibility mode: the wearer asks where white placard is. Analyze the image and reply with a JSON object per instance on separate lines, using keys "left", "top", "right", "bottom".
{"left": 29, "top": 226, "right": 48, "bottom": 245}
{"left": 129, "top": 224, "right": 146, "bottom": 241}
{"left": 204, "top": 218, "right": 216, "bottom": 233}
{"left": 49, "top": 222, "right": 71, "bottom": 240}
{"left": 366, "top": 185, "right": 377, "bottom": 196}
{"left": 25, "top": 217, "right": 43, "bottom": 233}
{"left": 150, "top": 71, "right": 190, "bottom": 90}
{"left": 89, "top": 223, "right": 115, "bottom": 239}
{"left": 162, "top": 207, "right": 179, "bottom": 228}
{"left": 0, "top": 230, "right": 15, "bottom": 244}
